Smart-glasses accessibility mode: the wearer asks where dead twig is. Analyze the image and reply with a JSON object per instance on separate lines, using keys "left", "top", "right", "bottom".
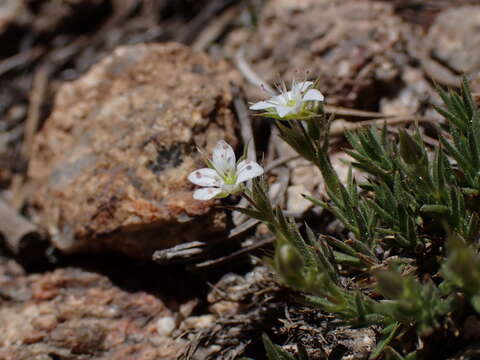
{"left": 0, "top": 46, "right": 45, "bottom": 77}
{"left": 177, "top": 0, "right": 237, "bottom": 45}
{"left": 22, "top": 65, "right": 50, "bottom": 158}
{"left": 47, "top": 0, "right": 140, "bottom": 71}
{"left": 232, "top": 86, "right": 256, "bottom": 161}
{"left": 263, "top": 154, "right": 300, "bottom": 173}
{"left": 193, "top": 4, "right": 240, "bottom": 51}
{"left": 12, "top": 65, "right": 51, "bottom": 211}
{"left": 152, "top": 241, "right": 206, "bottom": 265}
{"left": 330, "top": 115, "right": 438, "bottom": 137}
{"left": 325, "top": 105, "right": 392, "bottom": 119}
{"left": 234, "top": 47, "right": 275, "bottom": 93}
{"left": 232, "top": 85, "right": 257, "bottom": 225}
{"left": 189, "top": 236, "right": 275, "bottom": 270}
{"left": 228, "top": 218, "right": 259, "bottom": 239}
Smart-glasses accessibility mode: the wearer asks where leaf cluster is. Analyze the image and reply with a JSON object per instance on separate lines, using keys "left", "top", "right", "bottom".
{"left": 248, "top": 79, "right": 480, "bottom": 359}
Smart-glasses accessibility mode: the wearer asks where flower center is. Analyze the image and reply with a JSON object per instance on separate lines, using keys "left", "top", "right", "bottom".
{"left": 287, "top": 99, "right": 297, "bottom": 107}
{"left": 223, "top": 171, "right": 237, "bottom": 185}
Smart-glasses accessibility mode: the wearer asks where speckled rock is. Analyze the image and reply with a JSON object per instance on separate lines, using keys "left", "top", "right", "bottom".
{"left": 227, "top": 0, "right": 410, "bottom": 109}
{"left": 0, "top": 259, "right": 182, "bottom": 360}
{"left": 427, "top": 6, "right": 480, "bottom": 76}
{"left": 28, "top": 42, "right": 240, "bottom": 258}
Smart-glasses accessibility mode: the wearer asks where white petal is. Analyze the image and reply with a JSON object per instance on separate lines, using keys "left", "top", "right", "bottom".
{"left": 236, "top": 160, "right": 251, "bottom": 172}
{"left": 236, "top": 160, "right": 264, "bottom": 183}
{"left": 250, "top": 101, "right": 274, "bottom": 110}
{"left": 303, "top": 88, "right": 324, "bottom": 102}
{"left": 273, "top": 94, "right": 289, "bottom": 106}
{"left": 221, "top": 183, "right": 240, "bottom": 195}
{"left": 276, "top": 105, "right": 294, "bottom": 118}
{"left": 193, "top": 187, "right": 222, "bottom": 200}
{"left": 212, "top": 140, "right": 236, "bottom": 174}
{"left": 188, "top": 168, "right": 221, "bottom": 187}
{"left": 295, "top": 81, "right": 314, "bottom": 92}
{"left": 290, "top": 81, "right": 301, "bottom": 99}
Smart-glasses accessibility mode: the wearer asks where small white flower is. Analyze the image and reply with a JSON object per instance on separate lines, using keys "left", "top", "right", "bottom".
{"left": 188, "top": 140, "right": 264, "bottom": 200}
{"left": 249, "top": 80, "right": 324, "bottom": 119}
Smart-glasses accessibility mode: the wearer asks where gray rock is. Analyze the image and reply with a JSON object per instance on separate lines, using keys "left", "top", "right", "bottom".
{"left": 427, "top": 6, "right": 480, "bottom": 75}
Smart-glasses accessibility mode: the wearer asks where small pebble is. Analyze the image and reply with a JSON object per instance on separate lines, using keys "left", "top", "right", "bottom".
{"left": 156, "top": 317, "right": 176, "bottom": 337}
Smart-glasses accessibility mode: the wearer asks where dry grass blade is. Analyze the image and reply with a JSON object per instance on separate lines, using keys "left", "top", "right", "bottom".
{"left": 193, "top": 4, "right": 240, "bottom": 51}
{"left": 22, "top": 65, "right": 50, "bottom": 158}
{"left": 190, "top": 236, "right": 275, "bottom": 270}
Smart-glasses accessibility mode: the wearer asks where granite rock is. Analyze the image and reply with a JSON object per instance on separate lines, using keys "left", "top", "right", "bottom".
{"left": 0, "top": 258, "right": 182, "bottom": 360}
{"left": 427, "top": 6, "right": 480, "bottom": 76}
{"left": 28, "top": 42, "right": 240, "bottom": 258}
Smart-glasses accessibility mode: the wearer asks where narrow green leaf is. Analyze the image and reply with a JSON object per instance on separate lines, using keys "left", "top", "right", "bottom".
{"left": 263, "top": 333, "right": 284, "bottom": 360}
{"left": 419, "top": 204, "right": 450, "bottom": 215}
{"left": 369, "top": 323, "right": 400, "bottom": 359}
{"left": 297, "top": 344, "right": 310, "bottom": 360}
{"left": 222, "top": 206, "right": 269, "bottom": 222}
{"left": 333, "top": 251, "right": 364, "bottom": 267}
{"left": 385, "top": 347, "right": 405, "bottom": 360}
{"left": 324, "top": 235, "right": 357, "bottom": 257}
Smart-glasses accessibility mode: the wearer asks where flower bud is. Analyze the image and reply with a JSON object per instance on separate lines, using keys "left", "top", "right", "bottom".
{"left": 399, "top": 129, "right": 423, "bottom": 165}
{"left": 375, "top": 270, "right": 404, "bottom": 299}
{"left": 275, "top": 244, "right": 304, "bottom": 280}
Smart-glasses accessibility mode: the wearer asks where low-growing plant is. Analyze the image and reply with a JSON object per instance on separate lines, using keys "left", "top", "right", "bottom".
{"left": 189, "top": 78, "right": 480, "bottom": 359}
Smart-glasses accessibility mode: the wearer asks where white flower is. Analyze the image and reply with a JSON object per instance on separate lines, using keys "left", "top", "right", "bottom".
{"left": 249, "top": 80, "right": 324, "bottom": 118}
{"left": 188, "top": 140, "right": 264, "bottom": 200}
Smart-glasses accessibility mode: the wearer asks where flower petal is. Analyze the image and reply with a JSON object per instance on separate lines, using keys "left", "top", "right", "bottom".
{"left": 275, "top": 105, "right": 294, "bottom": 118}
{"left": 236, "top": 160, "right": 264, "bottom": 183}
{"left": 193, "top": 187, "right": 223, "bottom": 200}
{"left": 221, "top": 183, "right": 241, "bottom": 195}
{"left": 188, "top": 168, "right": 222, "bottom": 187}
{"left": 272, "top": 94, "right": 288, "bottom": 106}
{"left": 303, "top": 88, "right": 324, "bottom": 102}
{"left": 249, "top": 101, "right": 274, "bottom": 110}
{"left": 295, "top": 81, "right": 314, "bottom": 93}
{"left": 212, "top": 140, "right": 236, "bottom": 175}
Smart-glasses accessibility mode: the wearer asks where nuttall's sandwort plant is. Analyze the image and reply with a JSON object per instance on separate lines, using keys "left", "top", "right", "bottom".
{"left": 191, "top": 78, "right": 480, "bottom": 359}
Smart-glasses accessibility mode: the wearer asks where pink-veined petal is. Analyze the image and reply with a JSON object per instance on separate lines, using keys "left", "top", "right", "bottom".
{"left": 236, "top": 160, "right": 264, "bottom": 183}
{"left": 303, "top": 88, "right": 324, "bottom": 102}
{"left": 276, "top": 105, "right": 294, "bottom": 118}
{"left": 250, "top": 101, "right": 274, "bottom": 110}
{"left": 193, "top": 187, "right": 222, "bottom": 200}
{"left": 188, "top": 168, "right": 221, "bottom": 187}
{"left": 212, "top": 140, "right": 236, "bottom": 174}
